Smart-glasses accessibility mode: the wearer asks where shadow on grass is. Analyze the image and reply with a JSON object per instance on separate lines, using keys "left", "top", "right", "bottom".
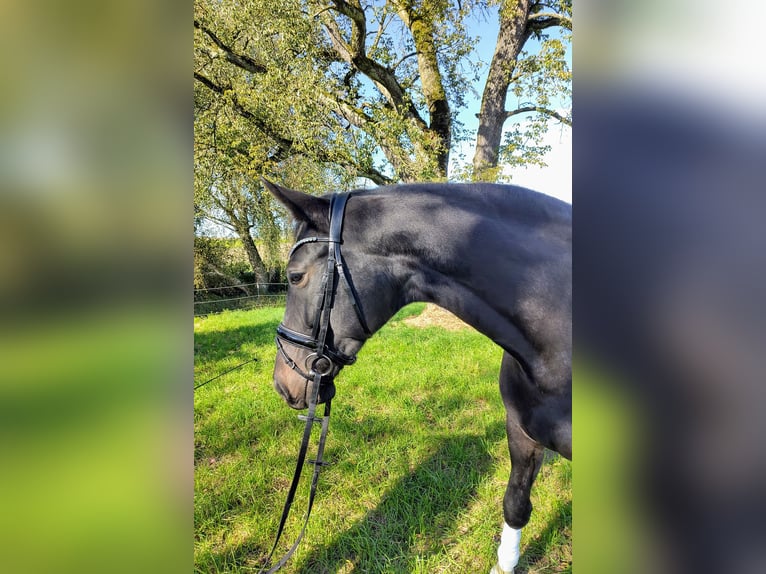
{"left": 194, "top": 303, "right": 428, "bottom": 381}
{"left": 198, "top": 426, "right": 570, "bottom": 574}
{"left": 194, "top": 317, "right": 282, "bottom": 464}
{"left": 194, "top": 319, "right": 279, "bottom": 367}
{"left": 293, "top": 426, "right": 504, "bottom": 574}
{"left": 515, "top": 498, "right": 572, "bottom": 574}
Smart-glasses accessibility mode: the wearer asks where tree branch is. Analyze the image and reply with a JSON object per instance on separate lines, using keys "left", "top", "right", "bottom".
{"left": 505, "top": 105, "right": 572, "bottom": 126}
{"left": 321, "top": 4, "right": 427, "bottom": 130}
{"left": 356, "top": 166, "right": 394, "bottom": 185}
{"left": 369, "top": 11, "right": 393, "bottom": 54}
{"left": 323, "top": 17, "right": 355, "bottom": 63}
{"left": 195, "top": 71, "right": 294, "bottom": 160}
{"left": 193, "top": 71, "right": 222, "bottom": 94}
{"left": 330, "top": 96, "right": 406, "bottom": 180}
{"left": 392, "top": 51, "right": 418, "bottom": 71}
{"left": 527, "top": 13, "right": 572, "bottom": 31}
{"left": 389, "top": 0, "right": 452, "bottom": 173}
{"left": 331, "top": 0, "right": 367, "bottom": 55}
{"left": 195, "top": 72, "right": 392, "bottom": 185}
{"left": 194, "top": 20, "right": 268, "bottom": 74}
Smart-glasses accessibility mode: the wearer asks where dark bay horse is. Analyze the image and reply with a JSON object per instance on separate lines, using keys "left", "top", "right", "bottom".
{"left": 263, "top": 180, "right": 571, "bottom": 574}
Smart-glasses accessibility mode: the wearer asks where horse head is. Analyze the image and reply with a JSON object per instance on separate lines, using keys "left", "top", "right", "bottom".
{"left": 263, "top": 179, "right": 397, "bottom": 409}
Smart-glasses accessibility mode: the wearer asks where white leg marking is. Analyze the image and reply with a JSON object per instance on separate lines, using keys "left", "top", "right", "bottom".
{"left": 496, "top": 522, "right": 522, "bottom": 573}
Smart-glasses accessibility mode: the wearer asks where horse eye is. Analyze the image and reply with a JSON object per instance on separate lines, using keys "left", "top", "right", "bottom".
{"left": 288, "top": 272, "right": 305, "bottom": 285}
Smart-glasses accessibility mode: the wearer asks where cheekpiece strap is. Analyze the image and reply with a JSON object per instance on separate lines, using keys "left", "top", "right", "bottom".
{"left": 329, "top": 193, "right": 350, "bottom": 244}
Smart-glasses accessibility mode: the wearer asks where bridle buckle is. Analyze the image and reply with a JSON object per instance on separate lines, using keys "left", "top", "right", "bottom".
{"left": 306, "top": 353, "right": 333, "bottom": 377}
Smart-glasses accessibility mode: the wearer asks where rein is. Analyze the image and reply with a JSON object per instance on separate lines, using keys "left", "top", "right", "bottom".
{"left": 259, "top": 193, "right": 370, "bottom": 573}
{"left": 257, "top": 372, "right": 330, "bottom": 574}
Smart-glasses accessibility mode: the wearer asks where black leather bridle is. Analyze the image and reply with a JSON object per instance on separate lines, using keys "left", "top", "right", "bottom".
{"left": 259, "top": 193, "right": 370, "bottom": 573}
{"left": 274, "top": 192, "right": 371, "bottom": 382}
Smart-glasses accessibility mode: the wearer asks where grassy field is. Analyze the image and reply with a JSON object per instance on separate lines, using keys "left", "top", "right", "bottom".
{"left": 194, "top": 304, "right": 571, "bottom": 573}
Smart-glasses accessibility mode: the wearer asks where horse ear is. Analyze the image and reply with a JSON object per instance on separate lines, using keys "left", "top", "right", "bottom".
{"left": 261, "top": 178, "right": 329, "bottom": 227}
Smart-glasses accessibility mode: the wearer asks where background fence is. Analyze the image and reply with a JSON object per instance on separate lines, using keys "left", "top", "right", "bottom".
{"left": 193, "top": 282, "right": 287, "bottom": 315}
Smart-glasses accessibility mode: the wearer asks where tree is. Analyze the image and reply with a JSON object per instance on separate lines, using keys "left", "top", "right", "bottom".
{"left": 194, "top": 0, "right": 474, "bottom": 185}
{"left": 193, "top": 171, "right": 274, "bottom": 284}
{"left": 195, "top": 62, "right": 357, "bottom": 281}
{"left": 193, "top": 236, "right": 249, "bottom": 292}
{"left": 472, "top": 0, "right": 571, "bottom": 180}
{"left": 193, "top": 0, "right": 571, "bottom": 273}
{"left": 194, "top": 82, "right": 277, "bottom": 283}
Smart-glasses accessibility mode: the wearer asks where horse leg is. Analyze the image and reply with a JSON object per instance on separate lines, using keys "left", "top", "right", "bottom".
{"left": 491, "top": 353, "right": 546, "bottom": 574}
{"left": 493, "top": 399, "right": 569, "bottom": 574}
{"left": 490, "top": 417, "right": 545, "bottom": 574}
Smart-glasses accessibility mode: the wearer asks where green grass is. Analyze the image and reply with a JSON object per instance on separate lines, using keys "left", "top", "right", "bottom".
{"left": 194, "top": 304, "right": 571, "bottom": 573}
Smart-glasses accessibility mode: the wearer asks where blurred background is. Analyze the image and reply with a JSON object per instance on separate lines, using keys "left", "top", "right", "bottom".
{"left": 575, "top": 1, "right": 766, "bottom": 573}
{"left": 0, "top": 1, "right": 189, "bottom": 572}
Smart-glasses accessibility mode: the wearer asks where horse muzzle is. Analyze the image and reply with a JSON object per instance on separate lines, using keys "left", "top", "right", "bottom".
{"left": 273, "top": 378, "right": 336, "bottom": 410}
{"left": 273, "top": 352, "right": 337, "bottom": 409}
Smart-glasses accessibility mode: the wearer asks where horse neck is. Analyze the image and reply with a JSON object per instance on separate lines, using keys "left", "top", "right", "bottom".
{"left": 356, "top": 185, "right": 571, "bottom": 370}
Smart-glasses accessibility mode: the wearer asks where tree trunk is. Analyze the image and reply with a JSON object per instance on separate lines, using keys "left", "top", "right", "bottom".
{"left": 236, "top": 226, "right": 268, "bottom": 285}
{"left": 394, "top": 2, "right": 452, "bottom": 179}
{"left": 406, "top": 14, "right": 451, "bottom": 177}
{"left": 472, "top": 0, "right": 532, "bottom": 181}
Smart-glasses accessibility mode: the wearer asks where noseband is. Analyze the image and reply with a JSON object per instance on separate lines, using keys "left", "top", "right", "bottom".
{"left": 275, "top": 193, "right": 371, "bottom": 381}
